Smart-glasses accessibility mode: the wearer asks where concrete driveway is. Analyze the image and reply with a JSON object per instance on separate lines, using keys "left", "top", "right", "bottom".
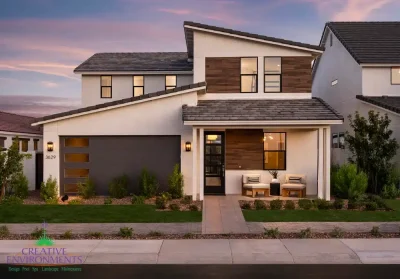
{"left": 1, "top": 239, "right": 400, "bottom": 264}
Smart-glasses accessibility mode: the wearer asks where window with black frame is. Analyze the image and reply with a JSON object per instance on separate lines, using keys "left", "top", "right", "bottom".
{"left": 332, "top": 133, "right": 339, "bottom": 148}
{"left": 264, "top": 57, "right": 281, "bottom": 92}
{"left": 165, "top": 75, "right": 177, "bottom": 90}
{"left": 101, "top": 76, "right": 112, "bottom": 98}
{"left": 240, "top": 57, "right": 258, "bottom": 93}
{"left": 263, "top": 132, "right": 286, "bottom": 170}
{"left": 133, "top": 76, "right": 144, "bottom": 97}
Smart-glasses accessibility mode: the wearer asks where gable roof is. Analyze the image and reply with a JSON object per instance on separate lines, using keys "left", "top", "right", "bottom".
{"left": 326, "top": 22, "right": 400, "bottom": 64}
{"left": 183, "top": 21, "right": 324, "bottom": 58}
{"left": 33, "top": 82, "right": 206, "bottom": 125}
{"left": 182, "top": 97, "right": 343, "bottom": 123}
{"left": 356, "top": 95, "right": 400, "bottom": 114}
{"left": 74, "top": 52, "right": 193, "bottom": 73}
{"left": 0, "top": 111, "right": 42, "bottom": 135}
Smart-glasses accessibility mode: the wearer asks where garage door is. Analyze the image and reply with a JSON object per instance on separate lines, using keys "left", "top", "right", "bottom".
{"left": 60, "top": 136, "right": 181, "bottom": 195}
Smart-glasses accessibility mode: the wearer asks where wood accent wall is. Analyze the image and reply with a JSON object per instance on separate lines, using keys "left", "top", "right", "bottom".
{"left": 226, "top": 129, "right": 263, "bottom": 170}
{"left": 281, "top": 56, "right": 313, "bottom": 93}
{"left": 205, "top": 57, "right": 240, "bottom": 93}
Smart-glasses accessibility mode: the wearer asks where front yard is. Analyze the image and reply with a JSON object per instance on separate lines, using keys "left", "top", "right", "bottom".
{"left": 0, "top": 204, "right": 202, "bottom": 223}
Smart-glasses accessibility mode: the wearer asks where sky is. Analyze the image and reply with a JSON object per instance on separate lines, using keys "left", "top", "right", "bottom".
{"left": 0, "top": 0, "right": 399, "bottom": 117}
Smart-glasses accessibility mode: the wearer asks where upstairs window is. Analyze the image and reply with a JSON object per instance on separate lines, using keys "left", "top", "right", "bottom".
{"left": 133, "top": 76, "right": 144, "bottom": 97}
{"left": 101, "top": 76, "right": 112, "bottom": 98}
{"left": 392, "top": 67, "right": 400, "bottom": 85}
{"left": 240, "top": 57, "right": 258, "bottom": 93}
{"left": 166, "top": 75, "right": 177, "bottom": 90}
{"left": 264, "top": 57, "right": 281, "bottom": 92}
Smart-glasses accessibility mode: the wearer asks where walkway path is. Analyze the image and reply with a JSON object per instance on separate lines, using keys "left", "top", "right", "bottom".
{"left": 2, "top": 239, "right": 400, "bottom": 264}
{"left": 202, "top": 196, "right": 249, "bottom": 234}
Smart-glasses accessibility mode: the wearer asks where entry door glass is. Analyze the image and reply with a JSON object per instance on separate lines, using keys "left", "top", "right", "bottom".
{"left": 204, "top": 132, "right": 225, "bottom": 194}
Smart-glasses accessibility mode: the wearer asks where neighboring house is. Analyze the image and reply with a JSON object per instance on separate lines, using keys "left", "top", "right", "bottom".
{"left": 32, "top": 21, "right": 343, "bottom": 200}
{"left": 0, "top": 111, "right": 43, "bottom": 190}
{"left": 312, "top": 22, "right": 400, "bottom": 166}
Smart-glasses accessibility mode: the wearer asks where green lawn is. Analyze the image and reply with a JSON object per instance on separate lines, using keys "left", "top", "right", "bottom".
{"left": 0, "top": 205, "right": 202, "bottom": 223}
{"left": 243, "top": 199, "right": 400, "bottom": 222}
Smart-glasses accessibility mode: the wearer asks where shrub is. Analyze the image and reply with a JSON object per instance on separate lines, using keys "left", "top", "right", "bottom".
{"left": 189, "top": 204, "right": 199, "bottom": 211}
{"left": 169, "top": 203, "right": 180, "bottom": 211}
{"left": 270, "top": 199, "right": 283, "bottom": 210}
{"left": 118, "top": 227, "right": 133, "bottom": 238}
{"left": 254, "top": 199, "right": 266, "bottom": 210}
{"left": 109, "top": 175, "right": 129, "bottom": 199}
{"left": 40, "top": 176, "right": 58, "bottom": 201}
{"left": 181, "top": 195, "right": 192, "bottom": 205}
{"left": 0, "top": 195, "right": 23, "bottom": 205}
{"left": 381, "top": 184, "right": 400, "bottom": 199}
{"left": 160, "top": 192, "right": 172, "bottom": 201}
{"left": 347, "top": 200, "right": 362, "bottom": 210}
{"left": 332, "top": 163, "right": 368, "bottom": 199}
{"left": 284, "top": 200, "right": 295, "bottom": 210}
{"left": 298, "top": 199, "right": 313, "bottom": 210}
{"left": 168, "top": 164, "right": 184, "bottom": 199}
{"left": 365, "top": 202, "right": 377, "bottom": 211}
{"left": 330, "top": 164, "right": 340, "bottom": 196}
{"left": 104, "top": 197, "right": 112, "bottom": 205}
{"left": 329, "top": 227, "right": 344, "bottom": 238}
{"left": 371, "top": 226, "right": 381, "bottom": 237}
{"left": 155, "top": 196, "right": 167, "bottom": 209}
{"left": 314, "top": 198, "right": 331, "bottom": 210}
{"left": 31, "top": 228, "right": 44, "bottom": 239}
{"left": 88, "top": 231, "right": 103, "bottom": 238}
{"left": 148, "top": 231, "right": 163, "bottom": 237}
{"left": 68, "top": 199, "right": 81, "bottom": 205}
{"left": 333, "top": 199, "right": 344, "bottom": 209}
{"left": 367, "top": 194, "right": 387, "bottom": 209}
{"left": 138, "top": 168, "right": 158, "bottom": 198}
{"left": 264, "top": 228, "right": 280, "bottom": 238}
{"left": 131, "top": 195, "right": 145, "bottom": 205}
{"left": 240, "top": 201, "right": 251, "bottom": 210}
{"left": 299, "top": 228, "right": 312, "bottom": 238}
{"left": 9, "top": 172, "right": 29, "bottom": 199}
{"left": 0, "top": 225, "right": 10, "bottom": 237}
{"left": 45, "top": 197, "right": 58, "bottom": 205}
{"left": 183, "top": 233, "right": 194, "bottom": 239}
{"left": 77, "top": 177, "right": 96, "bottom": 199}
{"left": 61, "top": 230, "right": 73, "bottom": 239}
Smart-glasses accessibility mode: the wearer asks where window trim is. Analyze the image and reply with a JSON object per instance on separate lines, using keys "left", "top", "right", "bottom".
{"left": 165, "top": 75, "right": 177, "bottom": 90}
{"left": 240, "top": 57, "right": 258, "bottom": 93}
{"left": 263, "top": 132, "right": 287, "bottom": 170}
{"left": 391, "top": 67, "right": 400, "bottom": 85}
{"left": 264, "top": 56, "right": 282, "bottom": 93}
{"left": 100, "top": 75, "right": 112, "bottom": 98}
{"left": 133, "top": 75, "right": 145, "bottom": 97}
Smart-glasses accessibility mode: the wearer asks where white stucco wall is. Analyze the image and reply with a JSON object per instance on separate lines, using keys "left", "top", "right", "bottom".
{"left": 42, "top": 91, "right": 198, "bottom": 195}
{"left": 312, "top": 29, "right": 363, "bottom": 165}
{"left": 362, "top": 67, "right": 400, "bottom": 96}
{"left": 193, "top": 30, "right": 315, "bottom": 99}
{"left": 81, "top": 74, "right": 193, "bottom": 107}
{"left": 225, "top": 129, "right": 319, "bottom": 195}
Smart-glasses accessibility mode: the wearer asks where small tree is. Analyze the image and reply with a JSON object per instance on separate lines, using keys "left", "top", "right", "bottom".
{"left": 0, "top": 138, "right": 31, "bottom": 199}
{"left": 346, "top": 111, "right": 399, "bottom": 194}
{"left": 168, "top": 164, "right": 184, "bottom": 199}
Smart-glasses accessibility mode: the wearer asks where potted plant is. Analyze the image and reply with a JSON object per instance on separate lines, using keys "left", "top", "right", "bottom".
{"left": 269, "top": 170, "right": 279, "bottom": 183}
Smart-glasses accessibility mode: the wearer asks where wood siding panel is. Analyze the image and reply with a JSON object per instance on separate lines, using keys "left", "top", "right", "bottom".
{"left": 281, "top": 56, "right": 313, "bottom": 93}
{"left": 206, "top": 57, "right": 240, "bottom": 93}
{"left": 226, "top": 129, "right": 263, "bottom": 170}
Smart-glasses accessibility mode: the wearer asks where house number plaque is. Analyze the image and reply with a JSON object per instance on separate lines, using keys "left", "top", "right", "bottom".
{"left": 45, "top": 155, "right": 56, "bottom": 160}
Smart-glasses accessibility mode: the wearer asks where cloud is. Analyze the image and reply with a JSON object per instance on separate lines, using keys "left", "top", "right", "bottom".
{"left": 158, "top": 8, "right": 192, "bottom": 15}
{"left": 41, "top": 81, "right": 59, "bottom": 88}
{"left": 0, "top": 62, "right": 78, "bottom": 80}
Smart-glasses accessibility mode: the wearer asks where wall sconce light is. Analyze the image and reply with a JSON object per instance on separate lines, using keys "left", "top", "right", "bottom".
{"left": 47, "top": 141, "right": 54, "bottom": 152}
{"left": 185, "top": 141, "right": 192, "bottom": 152}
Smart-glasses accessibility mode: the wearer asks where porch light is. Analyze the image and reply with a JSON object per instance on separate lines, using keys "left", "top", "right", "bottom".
{"left": 47, "top": 141, "right": 54, "bottom": 152}
{"left": 185, "top": 141, "right": 191, "bottom": 152}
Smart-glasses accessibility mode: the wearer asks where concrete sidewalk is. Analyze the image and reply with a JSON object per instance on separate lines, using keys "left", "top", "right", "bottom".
{"left": 2, "top": 239, "right": 400, "bottom": 264}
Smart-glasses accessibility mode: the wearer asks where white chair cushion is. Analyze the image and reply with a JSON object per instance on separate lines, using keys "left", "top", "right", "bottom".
{"left": 281, "top": 183, "right": 306, "bottom": 189}
{"left": 243, "top": 183, "right": 269, "bottom": 189}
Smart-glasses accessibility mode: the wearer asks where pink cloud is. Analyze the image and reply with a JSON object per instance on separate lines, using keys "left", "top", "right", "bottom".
{"left": 158, "top": 8, "right": 193, "bottom": 15}
{"left": 41, "top": 81, "right": 59, "bottom": 88}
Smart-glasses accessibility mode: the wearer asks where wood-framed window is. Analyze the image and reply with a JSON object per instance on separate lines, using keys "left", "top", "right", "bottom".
{"left": 165, "top": 75, "right": 177, "bottom": 90}
{"left": 240, "top": 57, "right": 258, "bottom": 93}
{"left": 101, "top": 76, "right": 112, "bottom": 98}
{"left": 34, "top": 139, "right": 39, "bottom": 151}
{"left": 133, "top": 75, "right": 144, "bottom": 97}
{"left": 391, "top": 67, "right": 400, "bottom": 85}
{"left": 12, "top": 137, "right": 29, "bottom": 152}
{"left": 263, "top": 132, "right": 286, "bottom": 170}
{"left": 264, "top": 57, "right": 282, "bottom": 93}
{"left": 0, "top": 137, "right": 6, "bottom": 149}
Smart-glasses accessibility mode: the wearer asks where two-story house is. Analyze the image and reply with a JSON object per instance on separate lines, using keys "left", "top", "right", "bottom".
{"left": 312, "top": 22, "right": 400, "bottom": 165}
{"left": 32, "top": 21, "right": 342, "bottom": 200}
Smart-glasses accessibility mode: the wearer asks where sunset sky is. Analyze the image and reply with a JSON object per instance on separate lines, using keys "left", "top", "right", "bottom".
{"left": 0, "top": 0, "right": 399, "bottom": 116}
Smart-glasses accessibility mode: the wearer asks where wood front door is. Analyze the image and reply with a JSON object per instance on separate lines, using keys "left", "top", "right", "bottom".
{"left": 204, "top": 132, "right": 225, "bottom": 195}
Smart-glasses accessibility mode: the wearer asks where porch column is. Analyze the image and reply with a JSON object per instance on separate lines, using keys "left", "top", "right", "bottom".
{"left": 317, "top": 128, "right": 324, "bottom": 199}
{"left": 192, "top": 128, "right": 198, "bottom": 201}
{"left": 199, "top": 128, "right": 205, "bottom": 201}
{"left": 324, "top": 127, "right": 331, "bottom": 200}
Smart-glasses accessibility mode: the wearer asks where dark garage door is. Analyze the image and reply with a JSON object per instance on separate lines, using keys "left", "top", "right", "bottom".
{"left": 60, "top": 136, "right": 181, "bottom": 195}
